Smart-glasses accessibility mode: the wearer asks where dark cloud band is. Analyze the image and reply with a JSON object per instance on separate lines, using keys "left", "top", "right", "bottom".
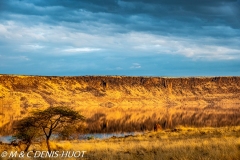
{"left": 0, "top": 0, "right": 239, "bottom": 76}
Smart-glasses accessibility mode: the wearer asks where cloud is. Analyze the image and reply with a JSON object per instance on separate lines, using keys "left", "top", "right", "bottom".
{"left": 130, "top": 63, "right": 141, "bottom": 69}
{"left": 0, "top": 0, "right": 239, "bottom": 76}
{"left": 1, "top": 19, "right": 239, "bottom": 60}
{"left": 20, "top": 44, "right": 45, "bottom": 51}
{"left": 0, "top": 55, "right": 30, "bottom": 62}
{"left": 1, "top": 20, "right": 240, "bottom": 60}
{"left": 63, "top": 47, "right": 102, "bottom": 53}
{"left": 1, "top": 0, "right": 240, "bottom": 30}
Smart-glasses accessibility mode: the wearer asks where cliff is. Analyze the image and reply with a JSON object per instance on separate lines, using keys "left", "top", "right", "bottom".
{"left": 0, "top": 75, "right": 240, "bottom": 133}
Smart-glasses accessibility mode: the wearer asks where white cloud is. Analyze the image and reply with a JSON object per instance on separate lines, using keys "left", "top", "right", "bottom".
{"left": 20, "top": 44, "right": 45, "bottom": 51}
{"left": 63, "top": 47, "right": 102, "bottom": 53}
{"left": 1, "top": 19, "right": 240, "bottom": 60}
{"left": 127, "top": 32, "right": 240, "bottom": 60}
{"left": 0, "top": 55, "right": 30, "bottom": 61}
{"left": 130, "top": 63, "right": 141, "bottom": 69}
{"left": 0, "top": 24, "right": 8, "bottom": 35}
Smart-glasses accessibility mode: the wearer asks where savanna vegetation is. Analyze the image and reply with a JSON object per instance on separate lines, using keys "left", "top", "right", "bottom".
{"left": 1, "top": 126, "right": 239, "bottom": 160}
{"left": 12, "top": 106, "right": 85, "bottom": 152}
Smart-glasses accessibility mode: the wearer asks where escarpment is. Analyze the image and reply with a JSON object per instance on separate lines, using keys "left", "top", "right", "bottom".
{"left": 0, "top": 75, "right": 240, "bottom": 133}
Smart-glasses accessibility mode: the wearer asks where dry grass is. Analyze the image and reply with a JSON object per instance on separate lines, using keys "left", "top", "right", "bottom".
{"left": 1, "top": 126, "right": 239, "bottom": 160}
{"left": 78, "top": 126, "right": 240, "bottom": 160}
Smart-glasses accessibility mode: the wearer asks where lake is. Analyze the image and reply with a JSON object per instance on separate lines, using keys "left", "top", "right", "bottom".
{"left": 0, "top": 132, "right": 142, "bottom": 143}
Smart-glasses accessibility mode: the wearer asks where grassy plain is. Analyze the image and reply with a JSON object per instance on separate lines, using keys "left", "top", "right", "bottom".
{"left": 1, "top": 126, "right": 240, "bottom": 160}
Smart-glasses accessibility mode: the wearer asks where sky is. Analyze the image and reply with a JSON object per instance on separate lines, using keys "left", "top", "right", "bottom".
{"left": 0, "top": 0, "right": 240, "bottom": 76}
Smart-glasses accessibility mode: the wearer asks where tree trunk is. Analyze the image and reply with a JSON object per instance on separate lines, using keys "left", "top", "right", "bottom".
{"left": 24, "top": 141, "right": 31, "bottom": 152}
{"left": 46, "top": 137, "right": 51, "bottom": 152}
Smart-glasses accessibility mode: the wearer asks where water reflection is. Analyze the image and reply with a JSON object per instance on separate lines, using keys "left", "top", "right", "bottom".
{"left": 0, "top": 136, "right": 11, "bottom": 143}
{"left": 0, "top": 132, "right": 142, "bottom": 143}
{"left": 78, "top": 132, "right": 141, "bottom": 140}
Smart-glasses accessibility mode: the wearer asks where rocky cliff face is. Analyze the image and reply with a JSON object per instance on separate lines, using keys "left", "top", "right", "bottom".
{"left": 0, "top": 75, "right": 240, "bottom": 133}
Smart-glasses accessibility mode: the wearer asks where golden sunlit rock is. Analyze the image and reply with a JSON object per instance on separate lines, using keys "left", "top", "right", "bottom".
{"left": 0, "top": 75, "right": 239, "bottom": 134}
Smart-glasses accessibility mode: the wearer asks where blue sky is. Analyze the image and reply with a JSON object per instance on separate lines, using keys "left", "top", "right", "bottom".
{"left": 0, "top": 0, "right": 240, "bottom": 76}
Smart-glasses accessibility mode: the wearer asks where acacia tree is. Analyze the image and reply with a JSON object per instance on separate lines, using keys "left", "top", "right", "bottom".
{"left": 33, "top": 106, "right": 85, "bottom": 151}
{"left": 14, "top": 106, "right": 85, "bottom": 152}
{"left": 13, "top": 116, "right": 41, "bottom": 151}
